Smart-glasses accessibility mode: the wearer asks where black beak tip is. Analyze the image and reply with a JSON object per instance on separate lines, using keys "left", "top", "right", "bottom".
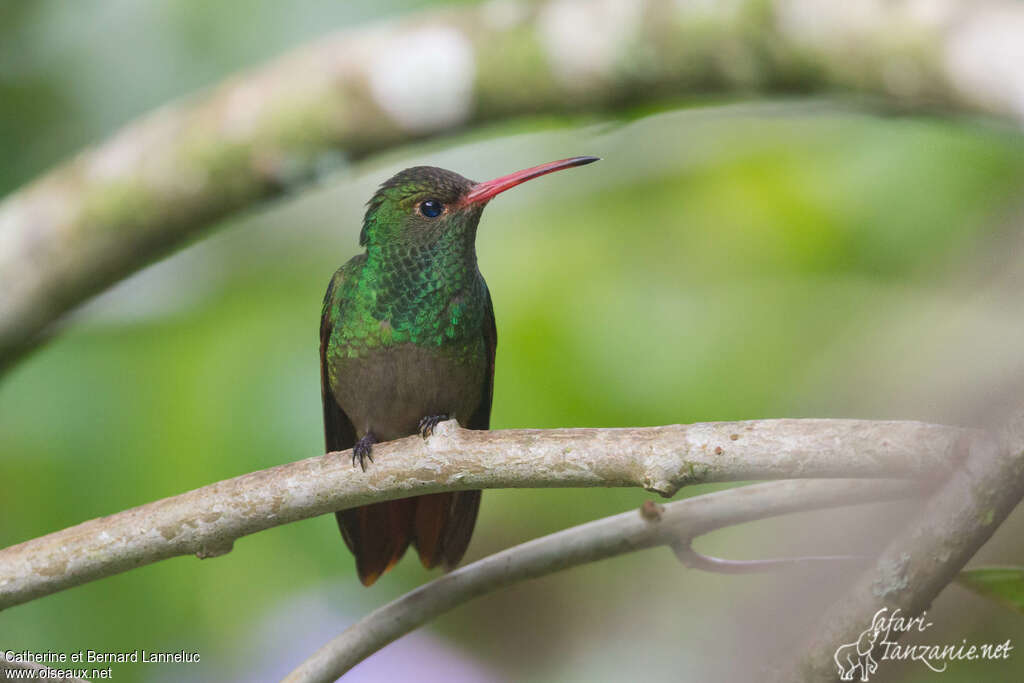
{"left": 573, "top": 156, "right": 601, "bottom": 166}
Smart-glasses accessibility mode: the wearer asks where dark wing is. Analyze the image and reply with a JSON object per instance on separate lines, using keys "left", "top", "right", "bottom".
{"left": 413, "top": 283, "right": 496, "bottom": 569}
{"left": 321, "top": 265, "right": 414, "bottom": 586}
{"left": 320, "top": 269, "right": 357, "bottom": 454}
{"left": 468, "top": 281, "right": 497, "bottom": 431}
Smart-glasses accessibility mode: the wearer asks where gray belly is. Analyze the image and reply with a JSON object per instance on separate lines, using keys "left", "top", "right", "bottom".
{"left": 330, "top": 341, "right": 487, "bottom": 441}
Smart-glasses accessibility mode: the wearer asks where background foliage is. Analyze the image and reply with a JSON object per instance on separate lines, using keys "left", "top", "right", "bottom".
{"left": 2, "top": 1, "right": 1023, "bottom": 681}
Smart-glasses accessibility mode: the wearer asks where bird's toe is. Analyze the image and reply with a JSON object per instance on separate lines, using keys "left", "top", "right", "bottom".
{"left": 352, "top": 433, "right": 377, "bottom": 471}
{"left": 418, "top": 414, "right": 449, "bottom": 439}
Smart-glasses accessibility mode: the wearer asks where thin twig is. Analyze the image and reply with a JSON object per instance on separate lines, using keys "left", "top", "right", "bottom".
{"left": 0, "top": 419, "right": 967, "bottom": 611}
{"left": 282, "top": 479, "right": 920, "bottom": 683}
{"left": 670, "top": 543, "right": 867, "bottom": 574}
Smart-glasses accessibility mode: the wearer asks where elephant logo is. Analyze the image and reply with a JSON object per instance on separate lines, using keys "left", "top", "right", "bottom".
{"left": 834, "top": 617, "right": 888, "bottom": 681}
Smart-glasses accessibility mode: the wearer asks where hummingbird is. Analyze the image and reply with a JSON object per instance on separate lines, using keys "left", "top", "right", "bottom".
{"left": 319, "top": 156, "right": 599, "bottom": 586}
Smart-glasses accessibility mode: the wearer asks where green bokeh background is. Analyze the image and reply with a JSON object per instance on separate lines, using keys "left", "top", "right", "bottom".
{"left": 3, "top": 2, "right": 1024, "bottom": 681}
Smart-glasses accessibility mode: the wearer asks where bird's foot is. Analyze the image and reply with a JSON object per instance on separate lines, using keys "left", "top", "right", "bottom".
{"left": 352, "top": 432, "right": 376, "bottom": 471}
{"left": 418, "top": 414, "right": 450, "bottom": 439}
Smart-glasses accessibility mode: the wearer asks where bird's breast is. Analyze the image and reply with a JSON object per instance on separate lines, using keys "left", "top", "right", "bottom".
{"left": 328, "top": 336, "right": 487, "bottom": 441}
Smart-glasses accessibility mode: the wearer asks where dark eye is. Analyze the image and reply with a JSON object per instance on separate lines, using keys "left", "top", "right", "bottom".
{"left": 419, "top": 199, "right": 443, "bottom": 218}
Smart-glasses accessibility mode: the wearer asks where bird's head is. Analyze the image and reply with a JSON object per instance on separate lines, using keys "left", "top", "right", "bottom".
{"left": 359, "top": 156, "right": 599, "bottom": 251}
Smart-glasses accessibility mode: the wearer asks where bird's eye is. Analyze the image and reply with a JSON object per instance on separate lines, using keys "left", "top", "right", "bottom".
{"left": 419, "top": 199, "right": 443, "bottom": 218}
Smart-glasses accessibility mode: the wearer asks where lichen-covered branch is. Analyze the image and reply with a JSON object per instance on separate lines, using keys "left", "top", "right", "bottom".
{"left": 788, "top": 417, "right": 1023, "bottom": 681}
{"left": 284, "top": 479, "right": 919, "bottom": 683}
{"left": 3, "top": 0, "right": 1024, "bottom": 370}
{"left": 0, "top": 418, "right": 965, "bottom": 611}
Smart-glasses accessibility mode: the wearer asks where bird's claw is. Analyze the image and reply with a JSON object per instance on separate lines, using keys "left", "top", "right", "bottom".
{"left": 352, "top": 433, "right": 376, "bottom": 471}
{"left": 418, "top": 414, "right": 449, "bottom": 439}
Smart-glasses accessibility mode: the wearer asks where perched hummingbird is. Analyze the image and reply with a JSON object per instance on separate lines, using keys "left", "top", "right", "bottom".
{"left": 319, "top": 156, "right": 599, "bottom": 586}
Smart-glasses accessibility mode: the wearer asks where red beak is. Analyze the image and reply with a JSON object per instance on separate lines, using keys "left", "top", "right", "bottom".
{"left": 463, "top": 156, "right": 600, "bottom": 205}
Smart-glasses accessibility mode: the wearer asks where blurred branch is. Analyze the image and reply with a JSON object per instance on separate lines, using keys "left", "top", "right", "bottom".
{"left": 788, "top": 416, "right": 1023, "bottom": 681}
{"left": 284, "top": 479, "right": 918, "bottom": 683}
{"left": 0, "top": 418, "right": 965, "bottom": 611}
{"left": 3, "top": 0, "right": 1024, "bottom": 371}
{"left": 670, "top": 543, "right": 865, "bottom": 574}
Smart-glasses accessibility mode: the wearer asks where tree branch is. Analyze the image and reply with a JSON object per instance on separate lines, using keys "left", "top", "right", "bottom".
{"left": 0, "top": 419, "right": 966, "bottom": 611}
{"left": 788, "top": 418, "right": 1021, "bottom": 681}
{"left": 283, "top": 479, "right": 919, "bottom": 683}
{"left": 4, "top": 0, "right": 1024, "bottom": 371}
{"left": 670, "top": 542, "right": 866, "bottom": 574}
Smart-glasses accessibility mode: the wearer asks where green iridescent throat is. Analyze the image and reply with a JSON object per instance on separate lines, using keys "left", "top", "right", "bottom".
{"left": 327, "top": 204, "right": 487, "bottom": 359}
